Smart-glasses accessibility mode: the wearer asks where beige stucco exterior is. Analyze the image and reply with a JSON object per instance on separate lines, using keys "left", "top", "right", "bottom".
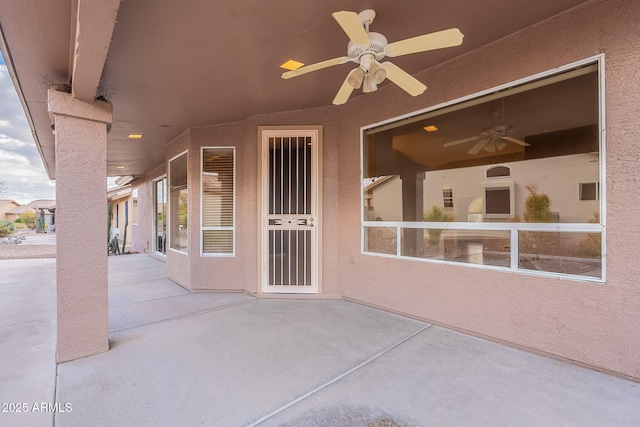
{"left": 3, "top": 0, "right": 637, "bottom": 379}
{"left": 0, "top": 200, "right": 19, "bottom": 222}
{"left": 124, "top": 0, "right": 640, "bottom": 380}
{"left": 335, "top": 1, "right": 640, "bottom": 380}
{"left": 49, "top": 89, "right": 112, "bottom": 362}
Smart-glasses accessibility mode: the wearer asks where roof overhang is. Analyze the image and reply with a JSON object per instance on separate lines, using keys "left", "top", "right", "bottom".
{"left": 0, "top": 0, "right": 594, "bottom": 180}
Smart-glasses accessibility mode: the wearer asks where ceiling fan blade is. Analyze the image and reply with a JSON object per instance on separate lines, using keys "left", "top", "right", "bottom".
{"left": 385, "top": 28, "right": 464, "bottom": 57}
{"left": 380, "top": 62, "right": 427, "bottom": 96}
{"left": 443, "top": 136, "right": 480, "bottom": 148}
{"left": 501, "top": 136, "right": 530, "bottom": 146}
{"left": 332, "top": 11, "right": 370, "bottom": 45}
{"left": 468, "top": 139, "right": 489, "bottom": 155}
{"left": 332, "top": 75, "right": 356, "bottom": 105}
{"left": 281, "top": 57, "right": 349, "bottom": 79}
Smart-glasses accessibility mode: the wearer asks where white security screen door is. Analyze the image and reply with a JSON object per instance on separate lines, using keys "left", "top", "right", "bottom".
{"left": 261, "top": 129, "right": 320, "bottom": 293}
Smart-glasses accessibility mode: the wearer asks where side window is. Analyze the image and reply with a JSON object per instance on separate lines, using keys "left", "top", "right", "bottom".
{"left": 169, "top": 152, "right": 188, "bottom": 252}
{"left": 201, "top": 147, "right": 235, "bottom": 255}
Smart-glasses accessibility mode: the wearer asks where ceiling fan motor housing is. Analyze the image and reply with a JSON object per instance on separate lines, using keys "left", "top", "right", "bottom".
{"left": 283, "top": 9, "right": 462, "bottom": 105}
{"left": 347, "top": 32, "right": 388, "bottom": 63}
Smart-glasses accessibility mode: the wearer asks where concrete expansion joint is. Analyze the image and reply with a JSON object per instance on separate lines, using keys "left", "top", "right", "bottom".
{"left": 247, "top": 324, "right": 433, "bottom": 426}
{"left": 52, "top": 362, "right": 60, "bottom": 427}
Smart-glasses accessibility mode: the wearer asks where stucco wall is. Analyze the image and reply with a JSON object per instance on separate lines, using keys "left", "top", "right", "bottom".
{"left": 188, "top": 123, "right": 247, "bottom": 292}
{"left": 131, "top": 162, "right": 165, "bottom": 257}
{"left": 135, "top": 0, "right": 639, "bottom": 378}
{"left": 335, "top": 0, "right": 640, "bottom": 379}
{"left": 183, "top": 108, "right": 341, "bottom": 295}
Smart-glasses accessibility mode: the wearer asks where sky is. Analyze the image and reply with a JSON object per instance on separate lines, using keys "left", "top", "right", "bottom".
{"left": 0, "top": 51, "right": 56, "bottom": 204}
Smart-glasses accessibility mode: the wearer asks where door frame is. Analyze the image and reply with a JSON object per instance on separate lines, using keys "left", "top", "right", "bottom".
{"left": 257, "top": 126, "right": 323, "bottom": 294}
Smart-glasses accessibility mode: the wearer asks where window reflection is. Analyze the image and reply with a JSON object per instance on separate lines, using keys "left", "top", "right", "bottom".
{"left": 362, "top": 63, "right": 604, "bottom": 280}
{"left": 363, "top": 66, "right": 600, "bottom": 225}
{"left": 401, "top": 228, "right": 511, "bottom": 268}
{"left": 518, "top": 231, "right": 602, "bottom": 278}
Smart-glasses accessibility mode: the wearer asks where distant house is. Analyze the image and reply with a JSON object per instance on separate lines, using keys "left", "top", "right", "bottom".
{"left": 5, "top": 204, "right": 29, "bottom": 223}
{"left": 0, "top": 199, "right": 20, "bottom": 222}
{"left": 27, "top": 200, "right": 56, "bottom": 232}
{"left": 2, "top": 200, "right": 56, "bottom": 231}
{"left": 108, "top": 176, "right": 135, "bottom": 251}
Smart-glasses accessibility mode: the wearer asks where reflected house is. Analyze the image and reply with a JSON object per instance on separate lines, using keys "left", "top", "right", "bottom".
{"left": 1, "top": 0, "right": 639, "bottom": 381}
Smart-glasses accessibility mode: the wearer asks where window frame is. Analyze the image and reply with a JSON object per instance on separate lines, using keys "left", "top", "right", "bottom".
{"left": 486, "top": 165, "right": 511, "bottom": 179}
{"left": 482, "top": 181, "right": 515, "bottom": 220}
{"left": 153, "top": 175, "right": 167, "bottom": 256}
{"left": 579, "top": 182, "right": 599, "bottom": 201}
{"left": 132, "top": 188, "right": 139, "bottom": 225}
{"left": 200, "top": 146, "right": 236, "bottom": 257}
{"left": 168, "top": 151, "right": 188, "bottom": 255}
{"left": 360, "top": 55, "right": 606, "bottom": 283}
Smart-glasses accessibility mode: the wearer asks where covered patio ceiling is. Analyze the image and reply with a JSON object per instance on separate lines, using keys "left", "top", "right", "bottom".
{"left": 0, "top": 0, "right": 592, "bottom": 178}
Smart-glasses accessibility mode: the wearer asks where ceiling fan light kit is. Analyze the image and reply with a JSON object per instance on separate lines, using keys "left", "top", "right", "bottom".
{"left": 281, "top": 9, "right": 464, "bottom": 105}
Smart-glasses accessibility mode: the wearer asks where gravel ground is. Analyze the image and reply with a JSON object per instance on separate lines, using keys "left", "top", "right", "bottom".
{"left": 0, "top": 243, "right": 56, "bottom": 260}
{"left": 0, "top": 230, "right": 56, "bottom": 260}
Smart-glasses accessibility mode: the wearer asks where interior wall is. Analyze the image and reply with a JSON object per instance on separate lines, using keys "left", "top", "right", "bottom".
{"left": 334, "top": 0, "right": 640, "bottom": 379}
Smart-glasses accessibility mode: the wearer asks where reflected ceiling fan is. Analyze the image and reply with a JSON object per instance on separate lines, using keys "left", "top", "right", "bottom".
{"left": 281, "top": 9, "right": 464, "bottom": 105}
{"left": 442, "top": 107, "right": 530, "bottom": 155}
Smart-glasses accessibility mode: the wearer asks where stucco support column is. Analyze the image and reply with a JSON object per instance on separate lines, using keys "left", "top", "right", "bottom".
{"left": 48, "top": 89, "right": 112, "bottom": 362}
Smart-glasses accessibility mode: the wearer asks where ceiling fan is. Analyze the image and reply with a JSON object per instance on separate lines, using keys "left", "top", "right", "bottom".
{"left": 442, "top": 108, "right": 530, "bottom": 155}
{"left": 281, "top": 9, "right": 464, "bottom": 105}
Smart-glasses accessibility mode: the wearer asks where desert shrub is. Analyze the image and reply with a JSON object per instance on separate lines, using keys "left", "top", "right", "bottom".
{"left": 0, "top": 220, "right": 15, "bottom": 237}
{"left": 19, "top": 211, "right": 36, "bottom": 229}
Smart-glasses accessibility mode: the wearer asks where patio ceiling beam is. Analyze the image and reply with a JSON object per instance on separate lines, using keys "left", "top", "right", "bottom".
{"left": 69, "top": 0, "right": 121, "bottom": 102}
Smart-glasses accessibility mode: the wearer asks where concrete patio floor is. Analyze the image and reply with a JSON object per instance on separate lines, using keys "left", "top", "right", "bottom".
{"left": 1, "top": 255, "right": 639, "bottom": 427}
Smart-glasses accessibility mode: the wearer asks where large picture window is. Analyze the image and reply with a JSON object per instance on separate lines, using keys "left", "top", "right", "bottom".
{"left": 201, "top": 147, "right": 235, "bottom": 255}
{"left": 169, "top": 152, "right": 188, "bottom": 252}
{"left": 362, "top": 59, "right": 604, "bottom": 281}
